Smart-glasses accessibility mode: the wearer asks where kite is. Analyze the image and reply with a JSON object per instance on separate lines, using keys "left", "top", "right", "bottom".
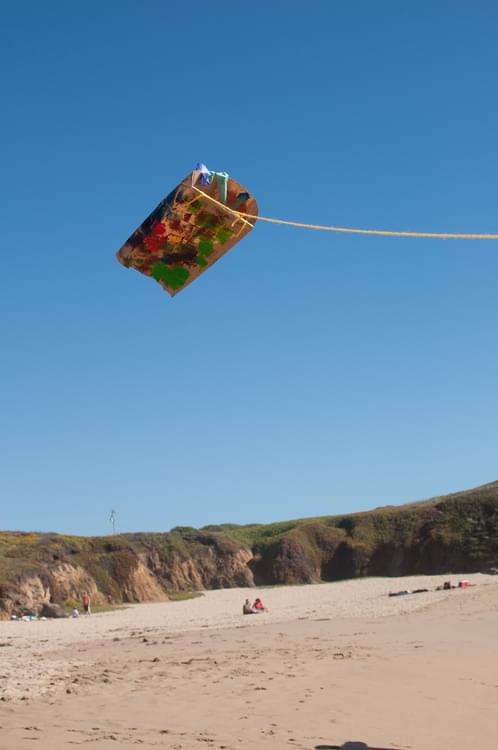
{"left": 116, "top": 163, "right": 258, "bottom": 296}
{"left": 117, "top": 163, "right": 498, "bottom": 297}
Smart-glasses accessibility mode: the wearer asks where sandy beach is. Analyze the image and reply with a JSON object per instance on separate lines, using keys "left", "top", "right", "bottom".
{"left": 1, "top": 574, "right": 497, "bottom": 749}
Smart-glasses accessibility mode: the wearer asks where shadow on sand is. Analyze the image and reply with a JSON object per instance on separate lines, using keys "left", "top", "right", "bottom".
{"left": 315, "top": 743, "right": 393, "bottom": 750}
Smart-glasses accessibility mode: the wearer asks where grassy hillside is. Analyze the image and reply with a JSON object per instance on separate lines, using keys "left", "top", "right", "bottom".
{"left": 203, "top": 480, "right": 498, "bottom": 581}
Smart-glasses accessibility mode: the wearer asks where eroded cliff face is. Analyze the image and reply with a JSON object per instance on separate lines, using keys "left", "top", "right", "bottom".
{"left": 0, "top": 534, "right": 254, "bottom": 619}
{"left": 149, "top": 546, "right": 254, "bottom": 591}
{"left": 0, "top": 564, "right": 102, "bottom": 619}
{"left": 48, "top": 563, "right": 105, "bottom": 604}
{"left": 1, "top": 481, "right": 497, "bottom": 618}
{"left": 122, "top": 560, "right": 169, "bottom": 603}
{"left": 0, "top": 574, "right": 51, "bottom": 618}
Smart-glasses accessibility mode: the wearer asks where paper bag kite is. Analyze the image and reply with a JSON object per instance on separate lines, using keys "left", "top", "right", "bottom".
{"left": 116, "top": 164, "right": 258, "bottom": 296}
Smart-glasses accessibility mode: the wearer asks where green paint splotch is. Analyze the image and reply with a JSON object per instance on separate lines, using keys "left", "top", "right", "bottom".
{"left": 217, "top": 228, "right": 233, "bottom": 244}
{"left": 151, "top": 263, "right": 190, "bottom": 290}
{"left": 198, "top": 238, "right": 214, "bottom": 256}
{"left": 186, "top": 200, "right": 202, "bottom": 214}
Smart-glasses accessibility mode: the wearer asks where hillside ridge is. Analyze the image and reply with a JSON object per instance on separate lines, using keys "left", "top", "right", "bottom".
{"left": 1, "top": 481, "right": 497, "bottom": 618}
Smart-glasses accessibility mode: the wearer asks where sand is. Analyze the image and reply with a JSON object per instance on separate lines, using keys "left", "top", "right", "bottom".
{"left": 1, "top": 573, "right": 497, "bottom": 749}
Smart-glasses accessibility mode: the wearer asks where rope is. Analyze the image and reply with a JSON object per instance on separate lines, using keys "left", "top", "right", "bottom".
{"left": 191, "top": 185, "right": 498, "bottom": 240}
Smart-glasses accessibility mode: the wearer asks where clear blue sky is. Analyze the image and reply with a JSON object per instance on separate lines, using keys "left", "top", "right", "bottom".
{"left": 2, "top": 2, "right": 498, "bottom": 535}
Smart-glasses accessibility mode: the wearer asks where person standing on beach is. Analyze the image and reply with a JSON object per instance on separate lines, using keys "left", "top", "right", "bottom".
{"left": 82, "top": 593, "right": 91, "bottom": 615}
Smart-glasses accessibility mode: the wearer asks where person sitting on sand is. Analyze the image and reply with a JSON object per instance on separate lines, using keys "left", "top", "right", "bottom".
{"left": 458, "top": 579, "right": 476, "bottom": 588}
{"left": 436, "top": 581, "right": 457, "bottom": 591}
{"left": 243, "top": 599, "right": 254, "bottom": 615}
{"left": 252, "top": 597, "right": 267, "bottom": 612}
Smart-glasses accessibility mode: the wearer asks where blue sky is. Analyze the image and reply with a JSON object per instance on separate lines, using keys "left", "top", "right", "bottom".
{"left": 2, "top": 2, "right": 498, "bottom": 535}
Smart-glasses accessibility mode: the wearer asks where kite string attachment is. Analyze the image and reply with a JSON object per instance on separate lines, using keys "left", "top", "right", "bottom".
{"left": 191, "top": 183, "right": 498, "bottom": 240}
{"left": 190, "top": 184, "right": 255, "bottom": 230}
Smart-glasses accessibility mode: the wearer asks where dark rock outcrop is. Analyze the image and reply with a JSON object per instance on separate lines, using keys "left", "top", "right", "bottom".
{"left": 40, "top": 602, "right": 66, "bottom": 618}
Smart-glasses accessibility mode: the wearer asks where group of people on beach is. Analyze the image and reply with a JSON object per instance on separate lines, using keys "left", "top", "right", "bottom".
{"left": 72, "top": 594, "right": 92, "bottom": 618}
{"left": 388, "top": 579, "right": 476, "bottom": 597}
{"left": 242, "top": 597, "right": 267, "bottom": 614}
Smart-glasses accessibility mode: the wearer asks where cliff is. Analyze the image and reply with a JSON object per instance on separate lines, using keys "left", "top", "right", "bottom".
{"left": 1, "top": 481, "right": 497, "bottom": 618}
